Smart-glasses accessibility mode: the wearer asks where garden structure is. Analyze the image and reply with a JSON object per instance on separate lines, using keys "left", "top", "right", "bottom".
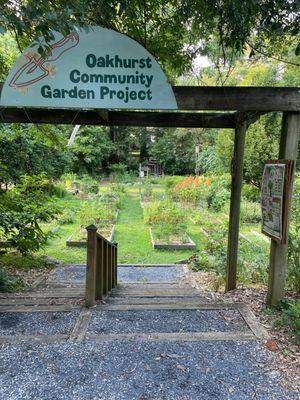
{"left": 1, "top": 85, "right": 299, "bottom": 308}
{"left": 0, "top": 27, "right": 299, "bottom": 308}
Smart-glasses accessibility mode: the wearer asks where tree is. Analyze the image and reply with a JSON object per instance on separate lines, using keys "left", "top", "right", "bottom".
{"left": 150, "top": 128, "right": 196, "bottom": 175}
{"left": 0, "top": 1, "right": 298, "bottom": 79}
{"left": 70, "top": 126, "right": 114, "bottom": 175}
{"left": 0, "top": 124, "right": 71, "bottom": 187}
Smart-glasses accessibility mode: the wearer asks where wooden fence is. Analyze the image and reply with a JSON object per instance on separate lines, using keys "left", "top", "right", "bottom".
{"left": 85, "top": 224, "right": 118, "bottom": 307}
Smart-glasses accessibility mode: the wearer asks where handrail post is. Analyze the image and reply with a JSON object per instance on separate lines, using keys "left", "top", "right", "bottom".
{"left": 85, "top": 224, "right": 97, "bottom": 307}
{"left": 102, "top": 241, "right": 108, "bottom": 296}
{"left": 107, "top": 243, "right": 112, "bottom": 292}
{"left": 115, "top": 243, "right": 118, "bottom": 287}
{"left": 95, "top": 236, "right": 103, "bottom": 300}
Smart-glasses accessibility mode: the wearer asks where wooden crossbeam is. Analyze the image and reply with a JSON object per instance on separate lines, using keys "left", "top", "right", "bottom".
{"left": 173, "top": 86, "right": 300, "bottom": 111}
{"left": 1, "top": 83, "right": 299, "bottom": 117}
{"left": 0, "top": 107, "right": 237, "bottom": 128}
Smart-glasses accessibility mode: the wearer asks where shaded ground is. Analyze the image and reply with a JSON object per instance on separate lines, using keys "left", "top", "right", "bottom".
{"left": 0, "top": 264, "right": 298, "bottom": 399}
{"left": 0, "top": 340, "right": 297, "bottom": 400}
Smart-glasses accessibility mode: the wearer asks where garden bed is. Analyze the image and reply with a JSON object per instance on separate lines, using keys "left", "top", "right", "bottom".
{"left": 66, "top": 225, "right": 115, "bottom": 247}
{"left": 149, "top": 228, "right": 196, "bottom": 250}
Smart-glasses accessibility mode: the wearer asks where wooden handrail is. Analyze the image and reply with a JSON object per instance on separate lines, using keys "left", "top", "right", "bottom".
{"left": 85, "top": 224, "right": 118, "bottom": 307}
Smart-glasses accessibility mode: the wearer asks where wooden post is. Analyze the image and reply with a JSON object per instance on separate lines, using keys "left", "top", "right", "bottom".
{"left": 267, "top": 112, "right": 300, "bottom": 307}
{"left": 112, "top": 245, "right": 116, "bottom": 288}
{"left": 107, "top": 244, "right": 112, "bottom": 292}
{"left": 102, "top": 241, "right": 108, "bottom": 296}
{"left": 226, "top": 113, "right": 248, "bottom": 292}
{"left": 95, "top": 237, "right": 103, "bottom": 300}
{"left": 115, "top": 244, "right": 118, "bottom": 287}
{"left": 85, "top": 224, "right": 97, "bottom": 307}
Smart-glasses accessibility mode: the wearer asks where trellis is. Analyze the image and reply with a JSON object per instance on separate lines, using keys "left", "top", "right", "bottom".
{"left": 0, "top": 83, "right": 299, "bottom": 307}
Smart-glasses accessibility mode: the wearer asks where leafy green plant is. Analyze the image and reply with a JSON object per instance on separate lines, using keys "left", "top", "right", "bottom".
{"left": 287, "top": 177, "right": 300, "bottom": 293}
{"left": 57, "top": 208, "right": 75, "bottom": 225}
{"left": 0, "top": 267, "right": 22, "bottom": 292}
{"left": 80, "top": 175, "right": 99, "bottom": 194}
{"left": 276, "top": 300, "right": 300, "bottom": 344}
{"left": 0, "top": 174, "right": 61, "bottom": 255}
{"left": 144, "top": 201, "right": 186, "bottom": 226}
{"left": 240, "top": 201, "right": 261, "bottom": 224}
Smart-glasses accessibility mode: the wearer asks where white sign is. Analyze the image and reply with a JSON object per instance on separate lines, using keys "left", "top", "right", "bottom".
{"left": 0, "top": 26, "right": 178, "bottom": 110}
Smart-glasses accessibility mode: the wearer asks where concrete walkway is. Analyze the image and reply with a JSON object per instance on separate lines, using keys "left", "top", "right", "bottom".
{"left": 0, "top": 265, "right": 297, "bottom": 399}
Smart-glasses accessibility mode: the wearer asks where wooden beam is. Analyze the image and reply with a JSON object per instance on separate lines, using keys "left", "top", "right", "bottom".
{"left": 109, "top": 111, "right": 236, "bottom": 128}
{"left": 1, "top": 83, "right": 300, "bottom": 112}
{"left": 267, "top": 112, "right": 300, "bottom": 307}
{"left": 226, "top": 112, "right": 248, "bottom": 292}
{"left": 0, "top": 108, "right": 236, "bottom": 128}
{"left": 173, "top": 86, "right": 300, "bottom": 111}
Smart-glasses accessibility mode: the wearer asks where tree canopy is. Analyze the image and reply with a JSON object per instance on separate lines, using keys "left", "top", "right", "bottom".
{"left": 0, "top": 1, "right": 299, "bottom": 77}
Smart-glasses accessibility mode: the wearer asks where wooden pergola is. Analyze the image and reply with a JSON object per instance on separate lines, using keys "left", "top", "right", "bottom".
{"left": 0, "top": 83, "right": 299, "bottom": 307}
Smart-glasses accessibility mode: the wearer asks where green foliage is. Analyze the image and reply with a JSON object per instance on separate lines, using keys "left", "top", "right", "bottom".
{"left": 1, "top": 0, "right": 299, "bottom": 80}
{"left": 151, "top": 129, "right": 195, "bottom": 175}
{"left": 79, "top": 175, "right": 99, "bottom": 194}
{"left": 152, "top": 224, "right": 189, "bottom": 244}
{"left": 240, "top": 202, "right": 261, "bottom": 224}
{"left": 242, "top": 184, "right": 260, "bottom": 202}
{"left": 57, "top": 208, "right": 75, "bottom": 225}
{"left": 206, "top": 175, "right": 231, "bottom": 212}
{"left": 0, "top": 174, "right": 61, "bottom": 255}
{"left": 70, "top": 126, "right": 113, "bottom": 176}
{"left": 0, "top": 267, "right": 22, "bottom": 292}
{"left": 287, "top": 176, "right": 300, "bottom": 293}
{"left": 109, "top": 163, "right": 129, "bottom": 183}
{"left": 0, "top": 124, "right": 71, "bottom": 186}
{"left": 276, "top": 300, "right": 300, "bottom": 344}
{"left": 144, "top": 201, "right": 186, "bottom": 227}
{"left": 162, "top": 176, "right": 184, "bottom": 190}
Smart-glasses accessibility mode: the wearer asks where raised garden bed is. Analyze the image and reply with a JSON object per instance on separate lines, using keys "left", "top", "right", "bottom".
{"left": 149, "top": 228, "right": 196, "bottom": 250}
{"left": 66, "top": 225, "right": 115, "bottom": 247}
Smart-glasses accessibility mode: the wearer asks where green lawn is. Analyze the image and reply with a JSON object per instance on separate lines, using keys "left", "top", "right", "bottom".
{"left": 38, "top": 185, "right": 267, "bottom": 265}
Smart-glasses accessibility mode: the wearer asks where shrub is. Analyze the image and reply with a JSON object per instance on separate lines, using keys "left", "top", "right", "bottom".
{"left": 0, "top": 267, "right": 22, "bottom": 292}
{"left": 276, "top": 300, "right": 300, "bottom": 344}
{"left": 207, "top": 187, "right": 230, "bottom": 212}
{"left": 0, "top": 174, "right": 61, "bottom": 255}
{"left": 242, "top": 184, "right": 260, "bottom": 202}
{"left": 169, "top": 176, "right": 211, "bottom": 205}
{"left": 57, "top": 209, "right": 75, "bottom": 225}
{"left": 162, "top": 176, "right": 184, "bottom": 190}
{"left": 80, "top": 175, "right": 99, "bottom": 194}
{"left": 287, "top": 178, "right": 300, "bottom": 293}
{"left": 144, "top": 201, "right": 186, "bottom": 226}
{"left": 240, "top": 201, "right": 261, "bottom": 224}
{"left": 60, "top": 173, "right": 79, "bottom": 190}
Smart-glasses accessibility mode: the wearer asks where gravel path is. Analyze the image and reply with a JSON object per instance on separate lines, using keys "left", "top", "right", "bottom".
{"left": 49, "top": 264, "right": 184, "bottom": 284}
{"left": 88, "top": 309, "right": 247, "bottom": 334}
{"left": 0, "top": 340, "right": 297, "bottom": 400}
{"left": 0, "top": 311, "right": 79, "bottom": 336}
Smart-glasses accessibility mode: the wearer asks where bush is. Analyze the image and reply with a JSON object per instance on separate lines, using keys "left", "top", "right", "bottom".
{"left": 162, "top": 176, "right": 184, "bottom": 190}
{"left": 0, "top": 174, "right": 61, "bottom": 255}
{"left": 60, "top": 173, "right": 79, "bottom": 190}
{"left": 207, "top": 187, "right": 230, "bottom": 212}
{"left": 242, "top": 184, "right": 260, "bottom": 202}
{"left": 109, "top": 163, "right": 129, "bottom": 183}
{"left": 240, "top": 201, "right": 261, "bottom": 224}
{"left": 57, "top": 209, "right": 75, "bottom": 225}
{"left": 287, "top": 178, "right": 300, "bottom": 293}
{"left": 80, "top": 175, "right": 99, "bottom": 194}
{"left": 0, "top": 267, "right": 21, "bottom": 292}
{"left": 144, "top": 201, "right": 186, "bottom": 226}
{"left": 276, "top": 300, "right": 300, "bottom": 344}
